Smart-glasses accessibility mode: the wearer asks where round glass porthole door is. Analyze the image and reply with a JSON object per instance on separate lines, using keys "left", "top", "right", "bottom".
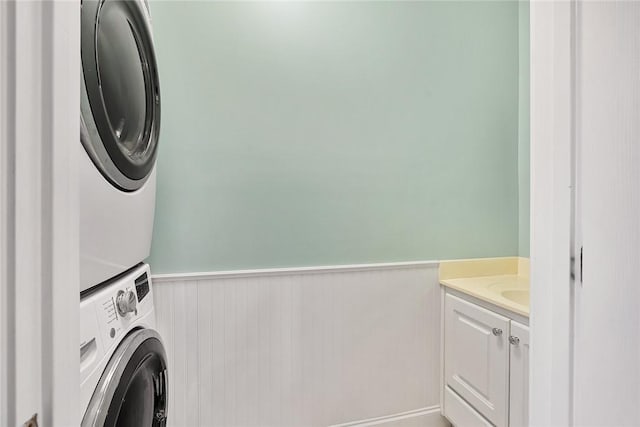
{"left": 82, "top": 329, "right": 168, "bottom": 427}
{"left": 80, "top": 0, "right": 161, "bottom": 191}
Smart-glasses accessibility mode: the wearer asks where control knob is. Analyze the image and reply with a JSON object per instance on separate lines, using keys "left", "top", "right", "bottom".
{"left": 116, "top": 289, "right": 138, "bottom": 317}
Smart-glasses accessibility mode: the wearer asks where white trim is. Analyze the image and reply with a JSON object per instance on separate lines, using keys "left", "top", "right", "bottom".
{"left": 328, "top": 406, "right": 446, "bottom": 427}
{"left": 439, "top": 286, "right": 446, "bottom": 418}
{"left": 42, "top": 2, "right": 81, "bottom": 426}
{"left": 151, "top": 260, "right": 440, "bottom": 282}
{"left": 0, "top": 2, "right": 14, "bottom": 425}
{"left": 529, "top": 0, "right": 575, "bottom": 426}
{"left": 1, "top": 1, "right": 80, "bottom": 425}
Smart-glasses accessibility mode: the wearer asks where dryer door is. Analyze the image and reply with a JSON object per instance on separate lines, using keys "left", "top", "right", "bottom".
{"left": 82, "top": 329, "right": 168, "bottom": 427}
{"left": 81, "top": 0, "right": 161, "bottom": 191}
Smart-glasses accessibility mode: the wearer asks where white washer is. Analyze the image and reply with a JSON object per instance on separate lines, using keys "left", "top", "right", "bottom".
{"left": 80, "top": 0, "right": 161, "bottom": 292}
{"left": 80, "top": 264, "right": 167, "bottom": 426}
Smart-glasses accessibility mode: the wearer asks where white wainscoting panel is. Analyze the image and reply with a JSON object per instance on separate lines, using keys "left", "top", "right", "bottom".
{"left": 153, "top": 263, "right": 443, "bottom": 427}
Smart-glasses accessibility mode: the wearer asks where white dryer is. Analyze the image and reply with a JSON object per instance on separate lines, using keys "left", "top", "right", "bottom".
{"left": 80, "top": 0, "right": 161, "bottom": 292}
{"left": 80, "top": 263, "right": 168, "bottom": 426}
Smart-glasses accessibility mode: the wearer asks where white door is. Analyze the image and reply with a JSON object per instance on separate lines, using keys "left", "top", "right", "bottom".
{"left": 574, "top": 2, "right": 640, "bottom": 425}
{"left": 444, "top": 294, "right": 510, "bottom": 427}
{"left": 509, "top": 321, "right": 529, "bottom": 427}
{"left": 0, "top": 1, "right": 80, "bottom": 426}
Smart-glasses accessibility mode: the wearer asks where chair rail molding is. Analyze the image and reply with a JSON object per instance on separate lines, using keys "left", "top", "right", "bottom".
{"left": 151, "top": 260, "right": 440, "bottom": 282}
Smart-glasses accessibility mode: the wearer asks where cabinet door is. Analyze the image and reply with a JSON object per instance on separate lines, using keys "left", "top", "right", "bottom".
{"left": 444, "top": 293, "right": 510, "bottom": 427}
{"left": 509, "top": 321, "right": 530, "bottom": 427}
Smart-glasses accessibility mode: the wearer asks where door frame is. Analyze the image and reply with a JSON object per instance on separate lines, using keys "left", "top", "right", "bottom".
{"left": 0, "top": 1, "right": 80, "bottom": 425}
{"left": 0, "top": 1, "right": 580, "bottom": 425}
{"left": 529, "top": 0, "right": 576, "bottom": 425}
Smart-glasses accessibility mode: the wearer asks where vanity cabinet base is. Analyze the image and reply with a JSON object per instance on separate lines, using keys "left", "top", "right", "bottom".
{"left": 443, "top": 386, "right": 491, "bottom": 427}
{"left": 441, "top": 287, "right": 530, "bottom": 427}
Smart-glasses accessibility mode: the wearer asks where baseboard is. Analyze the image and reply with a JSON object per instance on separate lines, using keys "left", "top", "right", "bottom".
{"left": 329, "top": 406, "right": 449, "bottom": 427}
{"left": 151, "top": 260, "right": 439, "bottom": 283}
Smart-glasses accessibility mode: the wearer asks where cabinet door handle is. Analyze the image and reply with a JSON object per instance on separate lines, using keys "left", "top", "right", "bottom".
{"left": 509, "top": 336, "right": 520, "bottom": 345}
{"left": 492, "top": 328, "right": 503, "bottom": 336}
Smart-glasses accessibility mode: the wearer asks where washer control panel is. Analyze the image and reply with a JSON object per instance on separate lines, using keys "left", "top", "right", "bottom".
{"left": 80, "top": 263, "right": 155, "bottom": 379}
{"left": 79, "top": 263, "right": 157, "bottom": 421}
{"left": 135, "top": 272, "right": 150, "bottom": 302}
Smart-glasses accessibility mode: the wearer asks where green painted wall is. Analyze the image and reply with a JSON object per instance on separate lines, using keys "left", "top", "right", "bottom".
{"left": 518, "top": 1, "right": 530, "bottom": 257}
{"left": 148, "top": 1, "right": 521, "bottom": 274}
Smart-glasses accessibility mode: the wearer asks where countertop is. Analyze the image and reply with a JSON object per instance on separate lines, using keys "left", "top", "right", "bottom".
{"left": 439, "top": 257, "right": 530, "bottom": 317}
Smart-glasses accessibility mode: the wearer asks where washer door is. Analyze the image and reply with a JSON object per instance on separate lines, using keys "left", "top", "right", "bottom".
{"left": 80, "top": 0, "right": 161, "bottom": 191}
{"left": 82, "top": 329, "right": 168, "bottom": 427}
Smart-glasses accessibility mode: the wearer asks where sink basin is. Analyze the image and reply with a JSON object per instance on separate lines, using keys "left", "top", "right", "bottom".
{"left": 501, "top": 289, "right": 530, "bottom": 306}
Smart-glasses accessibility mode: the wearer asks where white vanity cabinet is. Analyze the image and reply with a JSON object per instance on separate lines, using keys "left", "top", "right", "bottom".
{"left": 442, "top": 291, "right": 529, "bottom": 427}
{"left": 444, "top": 294, "right": 510, "bottom": 426}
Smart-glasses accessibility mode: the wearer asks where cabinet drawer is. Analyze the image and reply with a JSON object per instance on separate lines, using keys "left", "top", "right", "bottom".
{"left": 444, "top": 386, "right": 492, "bottom": 427}
{"left": 444, "top": 293, "right": 510, "bottom": 426}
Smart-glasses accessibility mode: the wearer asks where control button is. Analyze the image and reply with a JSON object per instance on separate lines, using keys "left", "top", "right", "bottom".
{"left": 102, "top": 299, "right": 117, "bottom": 323}
{"left": 110, "top": 328, "right": 115, "bottom": 338}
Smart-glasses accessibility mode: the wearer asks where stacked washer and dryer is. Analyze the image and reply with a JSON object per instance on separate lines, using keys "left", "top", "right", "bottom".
{"left": 78, "top": 0, "right": 168, "bottom": 426}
